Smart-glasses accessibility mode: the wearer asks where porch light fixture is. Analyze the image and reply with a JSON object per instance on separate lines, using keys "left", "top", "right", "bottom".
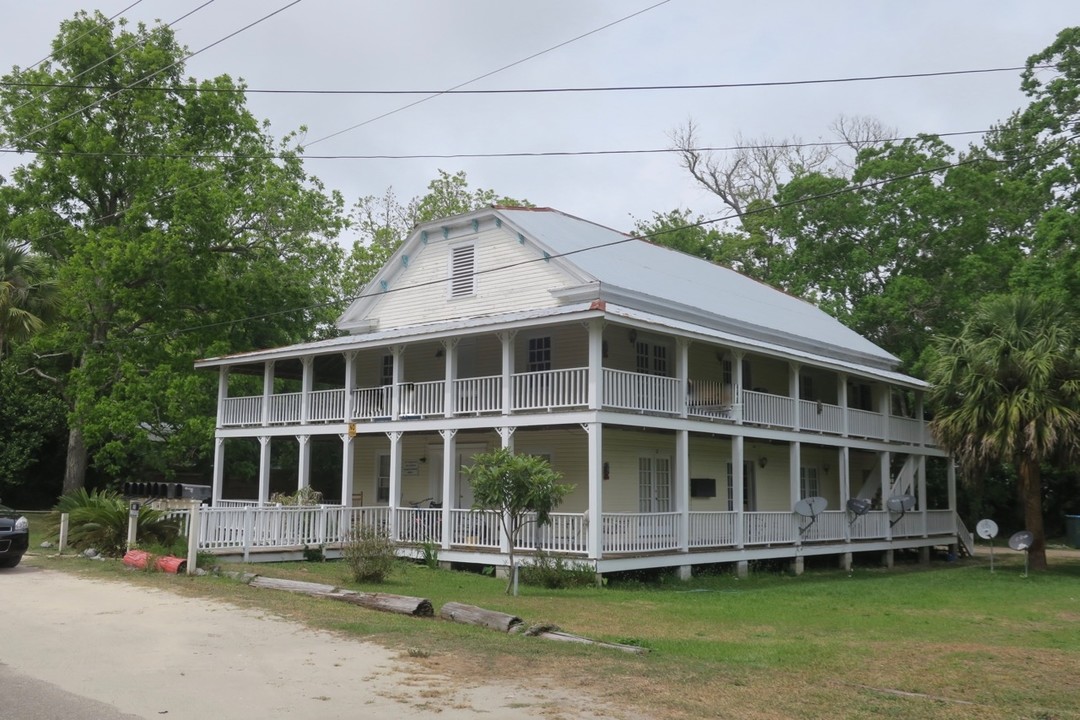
{"left": 628, "top": 329, "right": 638, "bottom": 344}
{"left": 758, "top": 456, "right": 768, "bottom": 469}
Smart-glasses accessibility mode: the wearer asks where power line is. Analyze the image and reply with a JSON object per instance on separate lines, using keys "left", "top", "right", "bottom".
{"left": 118, "top": 135, "right": 1074, "bottom": 346}
{"left": 0, "top": 64, "right": 1046, "bottom": 97}
{"left": 0, "top": 129, "right": 991, "bottom": 162}
{"left": 304, "top": 0, "right": 674, "bottom": 147}
{"left": 20, "top": 0, "right": 147, "bottom": 73}
{"left": 5, "top": 0, "right": 303, "bottom": 149}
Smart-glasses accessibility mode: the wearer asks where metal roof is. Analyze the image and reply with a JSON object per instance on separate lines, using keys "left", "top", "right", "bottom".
{"left": 497, "top": 208, "right": 900, "bottom": 370}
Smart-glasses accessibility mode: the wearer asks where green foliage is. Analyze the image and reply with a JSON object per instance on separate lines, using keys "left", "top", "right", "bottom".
{"left": 0, "top": 237, "right": 59, "bottom": 357}
{"left": 0, "top": 12, "right": 347, "bottom": 492}
{"left": 342, "top": 526, "right": 399, "bottom": 583}
{"left": 270, "top": 486, "right": 324, "bottom": 506}
{"left": 0, "top": 357, "right": 67, "bottom": 503}
{"left": 48, "top": 488, "right": 181, "bottom": 558}
{"left": 302, "top": 545, "right": 326, "bottom": 563}
{"left": 928, "top": 294, "right": 1080, "bottom": 571}
{"left": 519, "top": 551, "right": 595, "bottom": 589}
{"left": 462, "top": 448, "right": 573, "bottom": 594}
{"left": 419, "top": 539, "right": 440, "bottom": 569}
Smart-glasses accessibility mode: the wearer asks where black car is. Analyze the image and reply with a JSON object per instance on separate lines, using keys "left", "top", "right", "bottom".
{"left": 0, "top": 504, "right": 30, "bottom": 568}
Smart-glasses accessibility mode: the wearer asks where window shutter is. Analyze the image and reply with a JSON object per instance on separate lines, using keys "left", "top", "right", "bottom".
{"left": 450, "top": 245, "right": 475, "bottom": 298}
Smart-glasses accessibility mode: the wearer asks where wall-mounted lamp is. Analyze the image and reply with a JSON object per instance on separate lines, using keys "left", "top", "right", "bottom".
{"left": 434, "top": 347, "right": 444, "bottom": 358}
{"left": 419, "top": 456, "right": 427, "bottom": 464}
{"left": 758, "top": 456, "right": 768, "bottom": 469}
{"left": 603, "top": 461, "right": 610, "bottom": 480}
{"left": 822, "top": 463, "right": 830, "bottom": 474}
{"left": 628, "top": 329, "right": 638, "bottom": 345}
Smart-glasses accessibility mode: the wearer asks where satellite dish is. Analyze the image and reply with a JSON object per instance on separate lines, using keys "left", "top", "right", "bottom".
{"left": 794, "top": 496, "right": 828, "bottom": 517}
{"left": 1008, "top": 530, "right": 1034, "bottom": 552}
{"left": 976, "top": 519, "right": 999, "bottom": 540}
{"left": 794, "top": 496, "right": 828, "bottom": 535}
{"left": 846, "top": 498, "right": 871, "bottom": 516}
{"left": 886, "top": 495, "right": 916, "bottom": 513}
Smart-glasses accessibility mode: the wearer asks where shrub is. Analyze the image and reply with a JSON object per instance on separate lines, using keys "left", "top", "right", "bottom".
{"left": 48, "top": 488, "right": 181, "bottom": 558}
{"left": 342, "top": 526, "right": 398, "bottom": 583}
{"left": 270, "top": 486, "right": 324, "bottom": 506}
{"left": 419, "top": 539, "right": 439, "bottom": 569}
{"left": 519, "top": 551, "right": 596, "bottom": 589}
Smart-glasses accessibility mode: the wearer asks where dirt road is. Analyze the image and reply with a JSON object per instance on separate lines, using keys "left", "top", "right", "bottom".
{"left": 2, "top": 566, "right": 627, "bottom": 720}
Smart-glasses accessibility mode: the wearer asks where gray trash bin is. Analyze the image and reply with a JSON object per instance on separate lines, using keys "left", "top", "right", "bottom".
{"left": 1066, "top": 515, "right": 1080, "bottom": 549}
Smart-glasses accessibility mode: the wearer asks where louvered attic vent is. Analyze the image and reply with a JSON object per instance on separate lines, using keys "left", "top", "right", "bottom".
{"left": 450, "top": 244, "right": 475, "bottom": 298}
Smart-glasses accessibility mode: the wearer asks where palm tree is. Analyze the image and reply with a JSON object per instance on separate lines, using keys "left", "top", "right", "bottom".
{"left": 0, "top": 238, "right": 58, "bottom": 357}
{"left": 928, "top": 294, "right": 1080, "bottom": 571}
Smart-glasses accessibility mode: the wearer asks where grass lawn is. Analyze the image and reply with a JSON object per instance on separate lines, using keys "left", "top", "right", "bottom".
{"left": 21, "top": 541, "right": 1080, "bottom": 720}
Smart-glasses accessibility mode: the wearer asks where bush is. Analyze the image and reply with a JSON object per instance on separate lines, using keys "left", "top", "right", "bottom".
{"left": 519, "top": 551, "right": 596, "bottom": 589}
{"left": 342, "top": 526, "right": 398, "bottom": 583}
{"left": 48, "top": 488, "right": 181, "bottom": 558}
{"left": 270, "top": 486, "right": 324, "bottom": 506}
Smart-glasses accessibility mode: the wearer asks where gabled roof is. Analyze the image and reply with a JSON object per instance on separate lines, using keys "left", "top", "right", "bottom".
{"left": 492, "top": 208, "right": 900, "bottom": 370}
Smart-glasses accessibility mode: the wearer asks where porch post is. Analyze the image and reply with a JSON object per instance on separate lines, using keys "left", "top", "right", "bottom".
{"left": 342, "top": 351, "right": 356, "bottom": 422}
{"left": 387, "top": 431, "right": 402, "bottom": 539}
{"left": 915, "top": 390, "right": 926, "bottom": 446}
{"left": 217, "top": 367, "right": 229, "bottom": 429}
{"left": 790, "top": 441, "right": 801, "bottom": 504}
{"left": 733, "top": 352, "right": 744, "bottom": 425}
{"left": 257, "top": 435, "right": 271, "bottom": 505}
{"left": 947, "top": 459, "right": 957, "bottom": 514}
{"left": 391, "top": 346, "right": 404, "bottom": 421}
{"left": 300, "top": 356, "right": 313, "bottom": 425}
{"left": 838, "top": 373, "right": 848, "bottom": 437}
{"left": 587, "top": 319, "right": 603, "bottom": 410}
{"left": 585, "top": 423, "right": 603, "bottom": 560}
{"left": 500, "top": 331, "right": 515, "bottom": 415}
{"left": 212, "top": 437, "right": 225, "bottom": 505}
{"left": 440, "top": 429, "right": 456, "bottom": 549}
{"left": 839, "top": 446, "right": 851, "bottom": 542}
{"left": 297, "top": 434, "right": 311, "bottom": 491}
{"left": 340, "top": 432, "right": 355, "bottom": 506}
{"left": 676, "top": 429, "right": 689, "bottom": 552}
{"left": 261, "top": 361, "right": 275, "bottom": 427}
{"left": 498, "top": 426, "right": 515, "bottom": 452}
{"left": 733, "top": 435, "right": 745, "bottom": 548}
{"left": 879, "top": 386, "right": 891, "bottom": 443}
{"left": 881, "top": 450, "right": 892, "bottom": 541}
{"left": 442, "top": 339, "right": 458, "bottom": 418}
{"left": 918, "top": 454, "right": 928, "bottom": 537}
{"left": 789, "top": 363, "right": 801, "bottom": 432}
{"left": 676, "top": 339, "right": 689, "bottom": 418}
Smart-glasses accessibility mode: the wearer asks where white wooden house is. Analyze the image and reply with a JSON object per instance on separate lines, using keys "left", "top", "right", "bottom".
{"left": 193, "top": 207, "right": 967, "bottom": 575}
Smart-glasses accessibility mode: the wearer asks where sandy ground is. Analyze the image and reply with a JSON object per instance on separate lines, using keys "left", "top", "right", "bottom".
{"left": 2, "top": 565, "right": 632, "bottom": 720}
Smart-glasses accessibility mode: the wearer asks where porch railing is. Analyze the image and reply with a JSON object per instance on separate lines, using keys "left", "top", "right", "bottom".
{"left": 602, "top": 369, "right": 680, "bottom": 414}
{"left": 516, "top": 512, "right": 588, "bottom": 554}
{"left": 850, "top": 511, "right": 890, "bottom": 540}
{"left": 743, "top": 391, "right": 796, "bottom": 429}
{"left": 268, "top": 392, "right": 302, "bottom": 425}
{"left": 797, "top": 510, "right": 848, "bottom": 543}
{"left": 890, "top": 416, "right": 923, "bottom": 445}
{"left": 396, "top": 507, "right": 442, "bottom": 543}
{"left": 448, "top": 508, "right": 501, "bottom": 548}
{"left": 513, "top": 368, "right": 589, "bottom": 412}
{"left": 221, "top": 396, "right": 262, "bottom": 427}
{"left": 743, "top": 512, "right": 796, "bottom": 545}
{"left": 602, "top": 512, "right": 680, "bottom": 554}
{"left": 308, "top": 388, "right": 345, "bottom": 423}
{"left": 848, "top": 408, "right": 884, "bottom": 439}
{"left": 399, "top": 380, "right": 445, "bottom": 418}
{"left": 799, "top": 399, "right": 844, "bottom": 434}
{"left": 453, "top": 376, "right": 502, "bottom": 415}
{"left": 353, "top": 386, "right": 392, "bottom": 420}
{"left": 688, "top": 511, "right": 738, "bottom": 548}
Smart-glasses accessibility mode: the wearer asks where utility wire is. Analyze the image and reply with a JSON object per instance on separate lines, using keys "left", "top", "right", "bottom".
{"left": 5, "top": 0, "right": 302, "bottom": 149}
{"left": 0, "top": 64, "right": 1048, "bottom": 96}
{"left": 19, "top": 0, "right": 146, "bottom": 73}
{"left": 118, "top": 135, "right": 1075, "bottom": 346}
{"left": 304, "top": 0, "right": 673, "bottom": 147}
{"left": 0, "top": 129, "right": 990, "bottom": 162}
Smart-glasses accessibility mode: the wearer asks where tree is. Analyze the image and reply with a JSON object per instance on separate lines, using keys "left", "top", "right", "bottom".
{"left": 0, "top": 12, "right": 346, "bottom": 493}
{"left": 928, "top": 295, "right": 1080, "bottom": 571}
{"left": 461, "top": 448, "right": 573, "bottom": 595}
{"left": 0, "top": 237, "right": 58, "bottom": 358}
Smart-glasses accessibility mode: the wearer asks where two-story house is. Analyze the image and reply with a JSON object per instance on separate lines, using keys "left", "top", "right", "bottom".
{"left": 193, "top": 206, "right": 964, "bottom": 576}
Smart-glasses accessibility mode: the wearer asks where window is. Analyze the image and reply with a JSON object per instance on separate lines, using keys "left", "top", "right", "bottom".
{"left": 799, "top": 373, "right": 815, "bottom": 401}
{"left": 527, "top": 336, "right": 551, "bottom": 372}
{"left": 800, "top": 466, "right": 819, "bottom": 499}
{"left": 726, "top": 461, "right": 757, "bottom": 511}
{"left": 638, "top": 456, "right": 672, "bottom": 512}
{"left": 848, "top": 382, "right": 873, "bottom": 411}
{"left": 376, "top": 454, "right": 390, "bottom": 503}
{"left": 380, "top": 354, "right": 394, "bottom": 386}
{"left": 635, "top": 341, "right": 669, "bottom": 376}
{"left": 449, "top": 244, "right": 476, "bottom": 298}
{"left": 724, "top": 357, "right": 752, "bottom": 389}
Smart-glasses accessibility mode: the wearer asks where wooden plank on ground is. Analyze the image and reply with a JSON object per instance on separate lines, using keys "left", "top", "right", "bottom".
{"left": 439, "top": 602, "right": 523, "bottom": 632}
{"left": 323, "top": 590, "right": 434, "bottom": 617}
{"left": 249, "top": 576, "right": 337, "bottom": 595}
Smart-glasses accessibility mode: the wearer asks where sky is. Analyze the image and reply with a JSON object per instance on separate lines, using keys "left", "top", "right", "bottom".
{"left": 0, "top": 1, "right": 1077, "bottom": 237}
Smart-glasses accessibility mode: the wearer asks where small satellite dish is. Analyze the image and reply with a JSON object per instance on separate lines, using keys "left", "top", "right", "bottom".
{"left": 886, "top": 495, "right": 916, "bottom": 513}
{"left": 1008, "top": 530, "right": 1034, "bottom": 552}
{"left": 846, "top": 498, "right": 871, "bottom": 516}
{"left": 794, "top": 496, "right": 828, "bottom": 535}
{"left": 976, "top": 519, "right": 999, "bottom": 540}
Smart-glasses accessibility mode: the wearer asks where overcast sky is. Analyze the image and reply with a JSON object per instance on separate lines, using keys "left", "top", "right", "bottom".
{"left": 1, "top": 1, "right": 1077, "bottom": 236}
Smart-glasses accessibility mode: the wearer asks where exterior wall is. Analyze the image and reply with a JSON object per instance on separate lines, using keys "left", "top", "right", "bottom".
{"left": 366, "top": 226, "right": 571, "bottom": 330}
{"left": 687, "top": 435, "right": 733, "bottom": 511}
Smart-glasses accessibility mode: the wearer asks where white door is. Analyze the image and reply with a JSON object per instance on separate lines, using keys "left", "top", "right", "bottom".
{"left": 638, "top": 456, "right": 672, "bottom": 513}
{"left": 430, "top": 444, "right": 487, "bottom": 509}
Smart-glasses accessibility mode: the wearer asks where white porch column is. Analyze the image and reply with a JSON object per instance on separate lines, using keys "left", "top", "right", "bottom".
{"left": 498, "top": 426, "right": 515, "bottom": 452}
{"left": 676, "top": 429, "right": 689, "bottom": 552}
{"left": 261, "top": 361, "right": 275, "bottom": 427}
{"left": 212, "top": 437, "right": 225, "bottom": 505}
{"left": 839, "top": 445, "right": 851, "bottom": 542}
{"left": 297, "top": 434, "right": 311, "bottom": 491}
{"left": 918, "top": 454, "right": 928, "bottom": 537}
{"left": 390, "top": 346, "right": 404, "bottom": 421}
{"left": 442, "top": 339, "right": 458, "bottom": 418}
{"left": 587, "top": 319, "right": 603, "bottom": 411}
{"left": 257, "top": 436, "right": 271, "bottom": 505}
{"left": 789, "top": 362, "right": 801, "bottom": 431}
{"left": 340, "top": 432, "right": 355, "bottom": 506}
{"left": 500, "top": 331, "right": 515, "bottom": 415}
{"left": 916, "top": 390, "right": 926, "bottom": 446}
{"left": 789, "top": 441, "right": 802, "bottom": 505}
{"left": 733, "top": 351, "right": 745, "bottom": 425}
{"left": 342, "top": 351, "right": 356, "bottom": 423}
{"left": 387, "top": 431, "right": 403, "bottom": 539}
{"left": 440, "top": 429, "right": 457, "bottom": 549}
{"left": 838, "top": 373, "right": 849, "bottom": 437}
{"left": 733, "top": 435, "right": 745, "bottom": 548}
{"left": 881, "top": 450, "right": 892, "bottom": 540}
{"left": 947, "top": 460, "right": 957, "bottom": 513}
{"left": 585, "top": 423, "right": 604, "bottom": 560}
{"left": 300, "top": 356, "right": 313, "bottom": 425}
{"left": 676, "top": 339, "right": 689, "bottom": 418}
{"left": 879, "top": 386, "right": 891, "bottom": 442}
{"left": 217, "top": 367, "right": 229, "bottom": 429}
